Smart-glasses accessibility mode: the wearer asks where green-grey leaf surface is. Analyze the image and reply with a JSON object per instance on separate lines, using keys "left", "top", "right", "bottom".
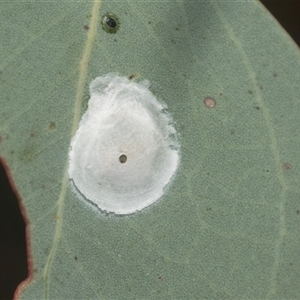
{"left": 1, "top": 1, "right": 300, "bottom": 299}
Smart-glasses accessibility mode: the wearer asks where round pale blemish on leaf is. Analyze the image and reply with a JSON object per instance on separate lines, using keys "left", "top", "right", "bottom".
{"left": 68, "top": 74, "right": 180, "bottom": 215}
{"left": 204, "top": 97, "right": 216, "bottom": 108}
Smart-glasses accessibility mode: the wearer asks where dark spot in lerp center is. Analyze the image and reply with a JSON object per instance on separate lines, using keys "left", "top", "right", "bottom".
{"left": 119, "top": 154, "right": 127, "bottom": 163}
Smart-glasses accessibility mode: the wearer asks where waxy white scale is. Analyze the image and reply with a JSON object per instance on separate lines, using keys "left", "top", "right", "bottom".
{"left": 68, "top": 74, "right": 180, "bottom": 215}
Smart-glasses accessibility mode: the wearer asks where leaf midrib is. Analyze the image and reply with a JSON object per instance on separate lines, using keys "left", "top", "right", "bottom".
{"left": 42, "top": 1, "right": 102, "bottom": 298}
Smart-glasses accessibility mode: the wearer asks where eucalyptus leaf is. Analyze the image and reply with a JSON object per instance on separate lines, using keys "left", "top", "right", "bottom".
{"left": 1, "top": 0, "right": 300, "bottom": 299}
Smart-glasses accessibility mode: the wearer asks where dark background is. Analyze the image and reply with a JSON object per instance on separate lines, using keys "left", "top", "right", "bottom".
{"left": 0, "top": 2, "right": 299, "bottom": 299}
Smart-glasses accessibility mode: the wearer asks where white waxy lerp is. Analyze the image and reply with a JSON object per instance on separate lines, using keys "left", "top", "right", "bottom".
{"left": 68, "top": 74, "right": 180, "bottom": 215}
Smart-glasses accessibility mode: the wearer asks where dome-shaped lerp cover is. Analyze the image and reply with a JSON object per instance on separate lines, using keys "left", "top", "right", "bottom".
{"left": 68, "top": 74, "right": 180, "bottom": 215}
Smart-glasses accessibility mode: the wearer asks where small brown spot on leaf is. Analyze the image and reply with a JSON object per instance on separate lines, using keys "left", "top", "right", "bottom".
{"left": 30, "top": 132, "right": 36, "bottom": 138}
{"left": 273, "top": 73, "right": 278, "bottom": 77}
{"left": 75, "top": 256, "right": 78, "bottom": 260}
{"left": 204, "top": 97, "right": 216, "bottom": 108}
{"left": 296, "top": 210, "right": 299, "bottom": 215}
{"left": 283, "top": 163, "right": 292, "bottom": 170}
{"left": 84, "top": 25, "right": 89, "bottom": 30}
{"left": 49, "top": 122, "right": 56, "bottom": 130}
{"left": 128, "top": 73, "right": 139, "bottom": 81}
